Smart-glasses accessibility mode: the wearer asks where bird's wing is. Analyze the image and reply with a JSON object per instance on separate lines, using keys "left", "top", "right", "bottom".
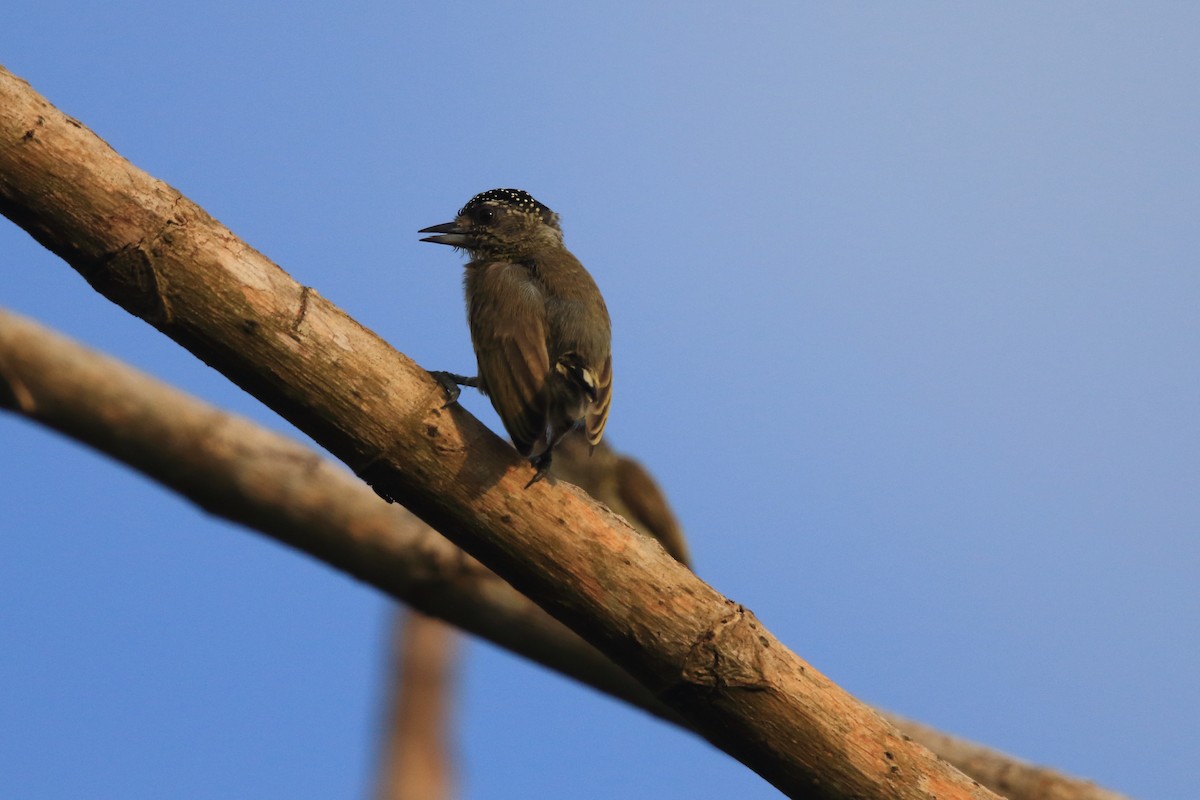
{"left": 469, "top": 264, "right": 550, "bottom": 456}
{"left": 615, "top": 455, "right": 690, "bottom": 566}
{"left": 584, "top": 351, "right": 612, "bottom": 446}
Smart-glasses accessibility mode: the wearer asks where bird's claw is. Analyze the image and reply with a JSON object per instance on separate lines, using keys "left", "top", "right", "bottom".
{"left": 429, "top": 371, "right": 477, "bottom": 408}
{"left": 525, "top": 452, "right": 553, "bottom": 489}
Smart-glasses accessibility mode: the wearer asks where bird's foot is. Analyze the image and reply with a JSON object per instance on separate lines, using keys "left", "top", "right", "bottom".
{"left": 429, "top": 371, "right": 478, "bottom": 408}
{"left": 525, "top": 451, "right": 554, "bottom": 489}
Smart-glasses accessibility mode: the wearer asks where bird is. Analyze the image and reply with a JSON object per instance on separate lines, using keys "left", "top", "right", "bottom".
{"left": 419, "top": 188, "right": 612, "bottom": 487}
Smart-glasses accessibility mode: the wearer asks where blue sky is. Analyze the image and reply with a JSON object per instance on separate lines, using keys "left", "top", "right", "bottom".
{"left": 2, "top": 4, "right": 1197, "bottom": 797}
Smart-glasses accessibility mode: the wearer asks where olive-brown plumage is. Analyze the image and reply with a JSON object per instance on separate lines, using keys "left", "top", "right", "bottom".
{"left": 420, "top": 189, "right": 612, "bottom": 485}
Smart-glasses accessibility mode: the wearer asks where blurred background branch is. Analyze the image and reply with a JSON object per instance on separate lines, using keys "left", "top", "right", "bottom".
{"left": 375, "top": 612, "right": 459, "bottom": 800}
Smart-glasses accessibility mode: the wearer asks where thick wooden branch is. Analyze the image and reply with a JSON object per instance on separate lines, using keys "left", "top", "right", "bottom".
{"left": 0, "top": 309, "right": 1129, "bottom": 800}
{"left": 0, "top": 63, "right": 995, "bottom": 799}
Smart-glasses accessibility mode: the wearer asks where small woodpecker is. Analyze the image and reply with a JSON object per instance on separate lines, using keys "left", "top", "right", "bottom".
{"left": 420, "top": 188, "right": 612, "bottom": 486}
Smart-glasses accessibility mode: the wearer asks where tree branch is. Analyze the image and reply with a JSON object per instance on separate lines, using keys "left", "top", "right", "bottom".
{"left": 375, "top": 611, "right": 459, "bottom": 800}
{"left": 0, "top": 63, "right": 997, "bottom": 798}
{"left": 0, "top": 308, "right": 1129, "bottom": 800}
{"left": 877, "top": 716, "right": 1130, "bottom": 800}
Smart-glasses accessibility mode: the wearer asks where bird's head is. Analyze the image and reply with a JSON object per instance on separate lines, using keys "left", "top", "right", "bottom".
{"left": 420, "top": 188, "right": 563, "bottom": 260}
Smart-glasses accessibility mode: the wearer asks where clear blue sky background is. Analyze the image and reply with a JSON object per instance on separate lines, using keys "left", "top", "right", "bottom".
{"left": 2, "top": 4, "right": 1197, "bottom": 798}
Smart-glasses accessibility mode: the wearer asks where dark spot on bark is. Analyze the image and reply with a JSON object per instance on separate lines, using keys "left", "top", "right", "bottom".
{"left": 292, "top": 286, "right": 311, "bottom": 333}
{"left": 21, "top": 115, "right": 44, "bottom": 142}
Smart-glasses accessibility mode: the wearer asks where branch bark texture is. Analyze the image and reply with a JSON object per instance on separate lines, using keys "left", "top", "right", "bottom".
{"left": 0, "top": 64, "right": 996, "bottom": 799}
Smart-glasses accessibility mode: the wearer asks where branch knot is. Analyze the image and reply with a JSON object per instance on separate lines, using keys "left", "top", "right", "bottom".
{"left": 680, "top": 603, "right": 771, "bottom": 691}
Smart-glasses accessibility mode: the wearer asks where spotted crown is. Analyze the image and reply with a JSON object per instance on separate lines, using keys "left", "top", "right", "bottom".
{"left": 460, "top": 188, "right": 558, "bottom": 227}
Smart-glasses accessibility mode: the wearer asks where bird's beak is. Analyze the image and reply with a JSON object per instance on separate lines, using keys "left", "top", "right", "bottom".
{"left": 419, "top": 221, "right": 471, "bottom": 247}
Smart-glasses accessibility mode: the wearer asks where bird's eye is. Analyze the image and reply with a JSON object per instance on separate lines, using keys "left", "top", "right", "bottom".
{"left": 477, "top": 207, "right": 496, "bottom": 223}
